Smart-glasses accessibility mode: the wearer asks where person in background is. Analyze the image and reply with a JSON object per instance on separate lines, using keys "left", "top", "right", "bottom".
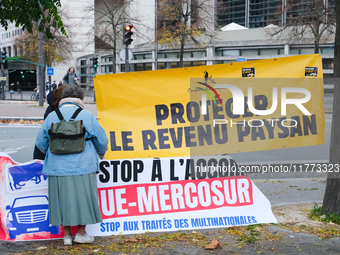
{"left": 62, "top": 67, "right": 79, "bottom": 85}
{"left": 35, "top": 85, "right": 108, "bottom": 246}
{"left": 45, "top": 81, "right": 51, "bottom": 96}
{"left": 16, "top": 81, "right": 21, "bottom": 93}
{"left": 33, "top": 85, "right": 66, "bottom": 160}
{"left": 51, "top": 81, "right": 57, "bottom": 91}
{"left": 33, "top": 84, "right": 39, "bottom": 96}
{"left": 58, "top": 81, "right": 63, "bottom": 88}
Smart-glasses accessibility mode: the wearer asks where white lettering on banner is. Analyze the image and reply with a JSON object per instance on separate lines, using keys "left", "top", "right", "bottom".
{"left": 200, "top": 85, "right": 312, "bottom": 116}
{"left": 98, "top": 177, "right": 253, "bottom": 219}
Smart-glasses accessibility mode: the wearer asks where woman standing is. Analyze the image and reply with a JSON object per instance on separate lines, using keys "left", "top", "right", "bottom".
{"left": 35, "top": 85, "right": 108, "bottom": 245}
{"left": 62, "top": 67, "right": 80, "bottom": 85}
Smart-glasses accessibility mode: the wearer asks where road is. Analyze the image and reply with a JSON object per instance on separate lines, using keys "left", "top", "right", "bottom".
{"left": 0, "top": 124, "right": 41, "bottom": 162}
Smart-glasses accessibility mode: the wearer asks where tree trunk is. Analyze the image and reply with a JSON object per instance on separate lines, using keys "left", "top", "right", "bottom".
{"left": 179, "top": 38, "right": 185, "bottom": 68}
{"left": 314, "top": 38, "right": 319, "bottom": 54}
{"left": 113, "top": 26, "right": 117, "bottom": 73}
{"left": 321, "top": 0, "right": 340, "bottom": 214}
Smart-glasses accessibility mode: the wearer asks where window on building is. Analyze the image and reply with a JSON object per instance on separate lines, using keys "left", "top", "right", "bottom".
{"left": 134, "top": 54, "right": 144, "bottom": 60}
{"left": 183, "top": 62, "right": 191, "bottom": 67}
{"left": 170, "top": 62, "right": 178, "bottom": 68}
{"left": 214, "top": 60, "right": 235, "bottom": 64}
{"left": 259, "top": 49, "right": 280, "bottom": 56}
{"left": 80, "top": 60, "right": 86, "bottom": 66}
{"left": 323, "top": 59, "right": 334, "bottom": 69}
{"left": 144, "top": 54, "right": 152, "bottom": 59}
{"left": 192, "top": 51, "right": 206, "bottom": 58}
{"left": 223, "top": 50, "right": 240, "bottom": 57}
{"left": 167, "top": 53, "right": 179, "bottom": 59}
{"left": 101, "top": 65, "right": 113, "bottom": 73}
{"left": 145, "top": 63, "right": 152, "bottom": 70}
{"left": 321, "top": 47, "right": 334, "bottom": 55}
{"left": 158, "top": 53, "right": 166, "bottom": 59}
{"left": 80, "top": 67, "right": 87, "bottom": 75}
{"left": 192, "top": 61, "right": 206, "bottom": 66}
{"left": 81, "top": 76, "right": 87, "bottom": 83}
{"left": 183, "top": 52, "right": 191, "bottom": 58}
{"left": 289, "top": 48, "right": 300, "bottom": 55}
{"left": 121, "top": 64, "right": 134, "bottom": 72}
{"left": 300, "top": 48, "right": 314, "bottom": 55}
{"left": 108, "top": 65, "right": 113, "bottom": 73}
{"left": 215, "top": 50, "right": 222, "bottom": 57}
{"left": 157, "top": 62, "right": 166, "bottom": 69}
{"left": 241, "top": 49, "right": 259, "bottom": 56}
{"left": 136, "top": 63, "right": 144, "bottom": 71}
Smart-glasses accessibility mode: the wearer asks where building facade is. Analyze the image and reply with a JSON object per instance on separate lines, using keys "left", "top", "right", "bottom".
{"left": 77, "top": 26, "right": 335, "bottom": 90}
{"left": 0, "top": 0, "right": 336, "bottom": 92}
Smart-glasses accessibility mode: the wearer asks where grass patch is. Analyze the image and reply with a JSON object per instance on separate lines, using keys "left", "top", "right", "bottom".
{"left": 309, "top": 203, "right": 340, "bottom": 224}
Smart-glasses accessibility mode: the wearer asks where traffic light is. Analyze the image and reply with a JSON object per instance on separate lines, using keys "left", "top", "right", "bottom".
{"left": 92, "top": 57, "right": 98, "bottom": 72}
{"left": 1, "top": 51, "right": 7, "bottom": 69}
{"left": 123, "top": 24, "right": 134, "bottom": 45}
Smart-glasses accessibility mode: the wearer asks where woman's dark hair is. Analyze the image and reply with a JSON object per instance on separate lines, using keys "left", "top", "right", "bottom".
{"left": 52, "top": 85, "right": 66, "bottom": 109}
{"left": 68, "top": 67, "right": 75, "bottom": 72}
{"left": 60, "top": 85, "right": 85, "bottom": 100}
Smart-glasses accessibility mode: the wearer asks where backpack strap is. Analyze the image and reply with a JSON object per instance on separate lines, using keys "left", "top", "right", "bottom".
{"left": 70, "top": 107, "right": 83, "bottom": 121}
{"left": 55, "top": 108, "right": 65, "bottom": 121}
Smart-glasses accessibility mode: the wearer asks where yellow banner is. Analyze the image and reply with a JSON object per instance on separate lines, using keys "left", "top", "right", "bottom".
{"left": 94, "top": 54, "right": 324, "bottom": 159}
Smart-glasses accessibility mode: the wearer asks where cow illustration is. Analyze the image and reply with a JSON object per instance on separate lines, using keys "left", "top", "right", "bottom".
{"left": 8, "top": 162, "right": 48, "bottom": 191}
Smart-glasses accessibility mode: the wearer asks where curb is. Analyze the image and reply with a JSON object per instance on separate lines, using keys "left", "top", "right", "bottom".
{"left": 0, "top": 117, "right": 44, "bottom": 121}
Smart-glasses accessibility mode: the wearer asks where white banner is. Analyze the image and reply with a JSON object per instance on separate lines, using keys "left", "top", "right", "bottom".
{"left": 0, "top": 153, "right": 276, "bottom": 240}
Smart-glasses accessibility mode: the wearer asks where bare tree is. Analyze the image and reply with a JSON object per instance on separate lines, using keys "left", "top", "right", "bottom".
{"left": 322, "top": 0, "right": 340, "bottom": 215}
{"left": 157, "top": 0, "right": 215, "bottom": 68}
{"left": 85, "top": 0, "right": 137, "bottom": 73}
{"left": 272, "top": 0, "right": 335, "bottom": 53}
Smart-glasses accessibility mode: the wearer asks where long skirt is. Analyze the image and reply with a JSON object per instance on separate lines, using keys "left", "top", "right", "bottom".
{"left": 48, "top": 172, "right": 102, "bottom": 226}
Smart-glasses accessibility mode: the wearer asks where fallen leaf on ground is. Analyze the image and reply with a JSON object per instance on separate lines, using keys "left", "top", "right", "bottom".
{"left": 204, "top": 239, "right": 220, "bottom": 250}
{"left": 125, "top": 237, "right": 138, "bottom": 242}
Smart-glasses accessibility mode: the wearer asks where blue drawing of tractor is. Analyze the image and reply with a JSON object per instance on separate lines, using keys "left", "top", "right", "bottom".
{"left": 6, "top": 195, "right": 59, "bottom": 239}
